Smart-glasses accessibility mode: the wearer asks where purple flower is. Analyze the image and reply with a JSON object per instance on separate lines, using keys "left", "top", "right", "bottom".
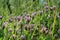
{"left": 25, "top": 15, "right": 30, "bottom": 22}
{"left": 25, "top": 24, "right": 34, "bottom": 31}
{"left": 15, "top": 15, "right": 21, "bottom": 21}
{"left": 54, "top": 34, "right": 58, "bottom": 39}
{"left": 2, "top": 22, "right": 7, "bottom": 29}
{"left": 44, "top": 6, "right": 48, "bottom": 9}
{"left": 44, "top": 6, "right": 48, "bottom": 12}
{"left": 40, "top": 24, "right": 48, "bottom": 34}
{"left": 21, "top": 35, "right": 25, "bottom": 40}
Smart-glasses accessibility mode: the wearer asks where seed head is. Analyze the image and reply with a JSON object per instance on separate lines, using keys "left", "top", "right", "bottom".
{"left": 0, "top": 16, "right": 3, "bottom": 19}
{"left": 47, "top": 15, "right": 50, "bottom": 19}
{"left": 56, "top": 12, "right": 60, "bottom": 19}
{"left": 32, "top": 34, "right": 37, "bottom": 40}
{"left": 11, "top": 34, "right": 16, "bottom": 39}
{"left": 40, "top": 24, "right": 48, "bottom": 34}
{"left": 44, "top": 2, "right": 48, "bottom": 6}
{"left": 54, "top": 34, "right": 58, "bottom": 39}
{"left": 2, "top": 22, "right": 7, "bottom": 29}
{"left": 58, "top": 29, "right": 60, "bottom": 33}
{"left": 31, "top": 12, "right": 36, "bottom": 19}
{"left": 50, "top": 5, "right": 56, "bottom": 11}
{"left": 24, "top": 25, "right": 30, "bottom": 30}
{"left": 9, "top": 17, "right": 13, "bottom": 22}
{"left": 21, "top": 35, "right": 25, "bottom": 40}
{"left": 37, "top": 10, "right": 43, "bottom": 16}
{"left": 29, "top": 24, "right": 34, "bottom": 28}
{"left": 8, "top": 28, "right": 12, "bottom": 32}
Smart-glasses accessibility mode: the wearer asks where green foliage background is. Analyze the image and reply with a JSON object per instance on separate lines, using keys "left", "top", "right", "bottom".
{"left": 0, "top": 0, "right": 60, "bottom": 40}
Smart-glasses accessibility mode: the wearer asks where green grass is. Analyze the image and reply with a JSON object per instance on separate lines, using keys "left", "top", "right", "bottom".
{"left": 0, "top": 0, "right": 60, "bottom": 40}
